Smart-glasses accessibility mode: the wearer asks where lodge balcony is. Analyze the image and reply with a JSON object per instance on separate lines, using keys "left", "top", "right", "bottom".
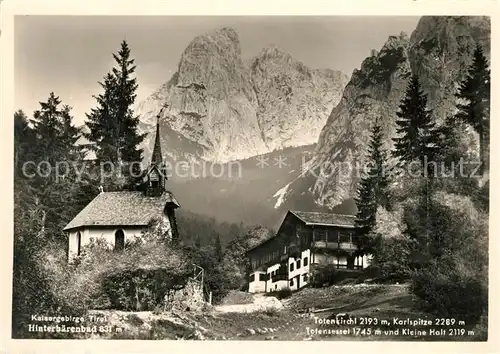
{"left": 310, "top": 262, "right": 364, "bottom": 271}
{"left": 271, "top": 273, "right": 288, "bottom": 282}
{"left": 311, "top": 240, "right": 358, "bottom": 251}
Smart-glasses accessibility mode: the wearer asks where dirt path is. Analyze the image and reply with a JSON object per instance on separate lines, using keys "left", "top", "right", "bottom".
{"left": 241, "top": 284, "right": 484, "bottom": 341}
{"left": 90, "top": 285, "right": 485, "bottom": 341}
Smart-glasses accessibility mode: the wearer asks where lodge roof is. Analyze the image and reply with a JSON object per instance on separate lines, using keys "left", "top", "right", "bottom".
{"left": 245, "top": 210, "right": 356, "bottom": 254}
{"left": 289, "top": 210, "right": 355, "bottom": 227}
{"left": 63, "top": 191, "right": 180, "bottom": 231}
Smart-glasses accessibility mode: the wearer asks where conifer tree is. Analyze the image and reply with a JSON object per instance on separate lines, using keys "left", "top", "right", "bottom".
{"left": 392, "top": 77, "right": 443, "bottom": 262}
{"left": 13, "top": 98, "right": 89, "bottom": 335}
{"left": 60, "top": 104, "right": 84, "bottom": 160}
{"left": 28, "top": 93, "right": 86, "bottom": 241}
{"left": 456, "top": 45, "right": 490, "bottom": 177}
{"left": 214, "top": 234, "right": 223, "bottom": 262}
{"left": 354, "top": 176, "right": 376, "bottom": 251}
{"left": 14, "top": 110, "right": 36, "bottom": 173}
{"left": 31, "top": 93, "right": 80, "bottom": 162}
{"left": 354, "top": 121, "right": 390, "bottom": 252}
{"left": 85, "top": 41, "right": 146, "bottom": 190}
{"left": 392, "top": 75, "right": 440, "bottom": 177}
{"left": 194, "top": 236, "right": 202, "bottom": 248}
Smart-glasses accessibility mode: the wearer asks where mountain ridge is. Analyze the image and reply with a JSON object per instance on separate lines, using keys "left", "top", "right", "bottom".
{"left": 279, "top": 16, "right": 490, "bottom": 211}
{"left": 136, "top": 27, "right": 349, "bottom": 164}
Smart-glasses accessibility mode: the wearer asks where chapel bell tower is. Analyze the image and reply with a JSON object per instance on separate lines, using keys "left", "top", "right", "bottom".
{"left": 144, "top": 112, "right": 168, "bottom": 197}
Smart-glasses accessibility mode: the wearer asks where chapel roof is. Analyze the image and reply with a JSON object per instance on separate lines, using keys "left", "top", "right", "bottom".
{"left": 63, "top": 191, "right": 180, "bottom": 231}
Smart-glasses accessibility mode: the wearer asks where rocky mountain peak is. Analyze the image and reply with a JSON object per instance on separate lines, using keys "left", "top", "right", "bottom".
{"left": 255, "top": 46, "right": 296, "bottom": 65}
{"left": 176, "top": 26, "right": 250, "bottom": 99}
{"left": 137, "top": 27, "right": 348, "bottom": 163}
{"left": 250, "top": 46, "right": 349, "bottom": 151}
{"left": 287, "top": 16, "right": 490, "bottom": 211}
{"left": 252, "top": 45, "right": 313, "bottom": 81}
{"left": 382, "top": 31, "right": 410, "bottom": 49}
{"left": 409, "top": 16, "right": 491, "bottom": 119}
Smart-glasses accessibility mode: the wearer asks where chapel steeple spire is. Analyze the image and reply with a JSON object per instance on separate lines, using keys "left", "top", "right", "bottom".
{"left": 151, "top": 113, "right": 163, "bottom": 166}
{"left": 143, "top": 105, "right": 168, "bottom": 197}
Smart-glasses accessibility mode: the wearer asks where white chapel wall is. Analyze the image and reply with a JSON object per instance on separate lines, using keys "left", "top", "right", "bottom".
{"left": 68, "top": 227, "right": 145, "bottom": 261}
{"left": 161, "top": 212, "right": 173, "bottom": 240}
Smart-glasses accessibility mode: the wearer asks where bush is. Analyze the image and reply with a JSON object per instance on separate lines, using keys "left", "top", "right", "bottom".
{"left": 102, "top": 268, "right": 189, "bottom": 311}
{"left": 370, "top": 236, "right": 414, "bottom": 282}
{"left": 309, "top": 266, "right": 368, "bottom": 286}
{"left": 367, "top": 205, "right": 415, "bottom": 282}
{"left": 47, "top": 238, "right": 112, "bottom": 311}
{"left": 403, "top": 189, "right": 489, "bottom": 327}
{"left": 43, "top": 231, "right": 193, "bottom": 312}
{"left": 127, "top": 313, "right": 145, "bottom": 327}
{"left": 262, "top": 307, "right": 279, "bottom": 316}
{"left": 411, "top": 257, "right": 487, "bottom": 325}
{"left": 309, "top": 264, "right": 338, "bottom": 287}
{"left": 265, "top": 287, "right": 293, "bottom": 300}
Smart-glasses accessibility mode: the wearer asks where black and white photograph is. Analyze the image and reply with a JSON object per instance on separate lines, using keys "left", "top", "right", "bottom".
{"left": 4, "top": 3, "right": 495, "bottom": 345}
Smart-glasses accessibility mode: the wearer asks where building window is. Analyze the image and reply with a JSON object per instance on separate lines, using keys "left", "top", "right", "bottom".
{"left": 150, "top": 169, "right": 160, "bottom": 188}
{"left": 327, "top": 231, "right": 337, "bottom": 243}
{"left": 290, "top": 263, "right": 294, "bottom": 272}
{"left": 304, "top": 257, "right": 308, "bottom": 266}
{"left": 303, "top": 274, "right": 308, "bottom": 282}
{"left": 290, "top": 279, "right": 294, "bottom": 287}
{"left": 315, "top": 230, "right": 327, "bottom": 241}
{"left": 249, "top": 274, "right": 255, "bottom": 282}
{"left": 339, "top": 232, "right": 350, "bottom": 243}
{"left": 115, "top": 229, "right": 125, "bottom": 251}
{"left": 275, "top": 284, "right": 277, "bottom": 290}
{"left": 296, "top": 259, "right": 301, "bottom": 269}
{"left": 76, "top": 231, "right": 82, "bottom": 256}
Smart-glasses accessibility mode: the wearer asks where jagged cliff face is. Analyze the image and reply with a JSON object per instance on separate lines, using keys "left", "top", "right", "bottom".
{"left": 409, "top": 16, "right": 491, "bottom": 121}
{"left": 136, "top": 28, "right": 348, "bottom": 163}
{"left": 251, "top": 47, "right": 348, "bottom": 151}
{"left": 138, "top": 28, "right": 265, "bottom": 163}
{"left": 297, "top": 16, "right": 490, "bottom": 210}
{"left": 309, "top": 33, "right": 412, "bottom": 208}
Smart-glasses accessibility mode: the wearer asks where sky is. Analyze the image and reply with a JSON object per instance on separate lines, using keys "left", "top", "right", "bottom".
{"left": 15, "top": 16, "right": 421, "bottom": 125}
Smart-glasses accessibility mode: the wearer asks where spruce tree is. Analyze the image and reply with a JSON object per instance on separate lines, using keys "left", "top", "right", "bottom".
{"left": 392, "top": 75, "right": 440, "bottom": 177}
{"left": 85, "top": 40, "right": 146, "bottom": 190}
{"left": 436, "top": 115, "right": 465, "bottom": 167}
{"left": 14, "top": 110, "right": 36, "bottom": 174}
{"left": 194, "top": 236, "right": 202, "bottom": 248}
{"left": 31, "top": 93, "right": 69, "bottom": 162}
{"left": 354, "top": 176, "right": 376, "bottom": 251}
{"left": 60, "top": 104, "right": 84, "bottom": 160}
{"left": 392, "top": 77, "right": 442, "bottom": 261}
{"left": 456, "top": 45, "right": 490, "bottom": 177}
{"left": 354, "top": 121, "right": 390, "bottom": 253}
{"left": 214, "top": 234, "right": 223, "bottom": 262}
{"left": 13, "top": 99, "right": 92, "bottom": 336}
{"left": 28, "top": 93, "right": 86, "bottom": 242}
